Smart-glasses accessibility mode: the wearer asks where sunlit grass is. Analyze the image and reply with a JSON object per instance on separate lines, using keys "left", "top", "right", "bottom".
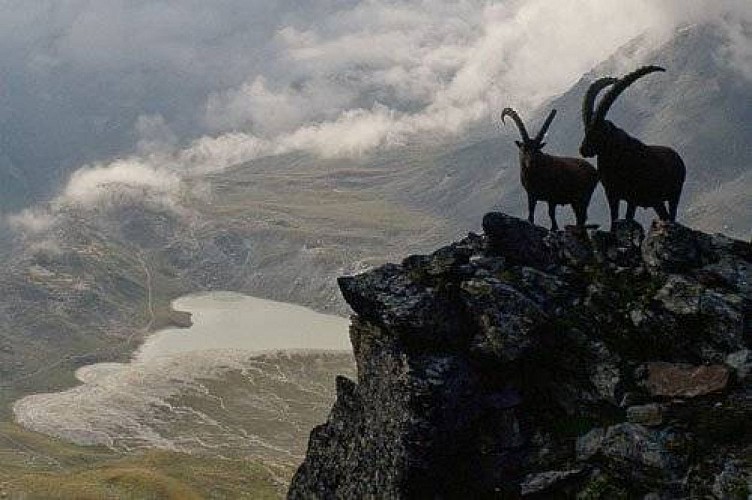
{"left": 0, "top": 423, "right": 287, "bottom": 499}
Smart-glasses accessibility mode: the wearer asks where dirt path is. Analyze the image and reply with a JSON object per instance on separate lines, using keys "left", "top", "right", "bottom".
{"left": 128, "top": 251, "right": 156, "bottom": 345}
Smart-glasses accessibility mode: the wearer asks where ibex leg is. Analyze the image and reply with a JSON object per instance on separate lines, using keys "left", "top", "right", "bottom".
{"left": 607, "top": 194, "right": 620, "bottom": 231}
{"left": 668, "top": 194, "right": 681, "bottom": 221}
{"left": 573, "top": 202, "right": 587, "bottom": 226}
{"left": 527, "top": 194, "right": 537, "bottom": 225}
{"left": 625, "top": 203, "right": 636, "bottom": 221}
{"left": 548, "top": 203, "right": 558, "bottom": 231}
{"left": 653, "top": 203, "right": 670, "bottom": 221}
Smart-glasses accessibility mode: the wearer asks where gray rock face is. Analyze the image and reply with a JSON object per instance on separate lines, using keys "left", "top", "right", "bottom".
{"left": 289, "top": 213, "right": 752, "bottom": 499}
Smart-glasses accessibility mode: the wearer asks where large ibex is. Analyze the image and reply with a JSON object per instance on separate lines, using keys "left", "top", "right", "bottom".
{"left": 501, "top": 107, "right": 598, "bottom": 230}
{"left": 580, "top": 66, "right": 686, "bottom": 229}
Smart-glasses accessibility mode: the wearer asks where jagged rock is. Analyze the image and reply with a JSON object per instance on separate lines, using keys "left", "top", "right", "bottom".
{"left": 290, "top": 317, "right": 487, "bottom": 499}
{"left": 726, "top": 349, "right": 752, "bottom": 381}
{"left": 619, "top": 391, "right": 647, "bottom": 408}
{"left": 650, "top": 275, "right": 747, "bottom": 362}
{"left": 576, "top": 427, "right": 605, "bottom": 461}
{"left": 613, "top": 219, "right": 647, "bottom": 249}
{"left": 642, "top": 362, "right": 730, "bottom": 398}
{"left": 587, "top": 340, "right": 623, "bottom": 404}
{"left": 642, "top": 220, "right": 711, "bottom": 273}
{"left": 337, "top": 264, "right": 466, "bottom": 351}
{"left": 289, "top": 213, "right": 752, "bottom": 499}
{"left": 654, "top": 275, "right": 703, "bottom": 315}
{"left": 545, "top": 227, "right": 594, "bottom": 268}
{"left": 591, "top": 219, "right": 646, "bottom": 267}
{"left": 711, "top": 459, "right": 751, "bottom": 499}
{"left": 627, "top": 404, "right": 665, "bottom": 426}
{"left": 576, "top": 423, "right": 688, "bottom": 477}
{"left": 484, "top": 387, "right": 522, "bottom": 409}
{"left": 520, "top": 469, "right": 585, "bottom": 497}
{"left": 590, "top": 361, "right": 622, "bottom": 404}
{"left": 460, "top": 278, "right": 550, "bottom": 361}
{"left": 482, "top": 212, "right": 553, "bottom": 268}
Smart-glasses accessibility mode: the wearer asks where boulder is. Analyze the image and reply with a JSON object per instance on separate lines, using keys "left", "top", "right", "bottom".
{"left": 482, "top": 212, "right": 553, "bottom": 268}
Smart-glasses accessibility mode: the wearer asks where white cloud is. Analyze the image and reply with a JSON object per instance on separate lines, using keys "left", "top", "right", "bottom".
{"left": 198, "top": 0, "right": 692, "bottom": 158}
{"left": 279, "top": 105, "right": 403, "bottom": 157}
{"left": 178, "top": 133, "right": 271, "bottom": 173}
{"left": 61, "top": 159, "right": 181, "bottom": 209}
{"left": 8, "top": 208, "right": 56, "bottom": 234}
{"left": 136, "top": 115, "right": 178, "bottom": 156}
{"left": 726, "top": 25, "right": 752, "bottom": 81}
{"left": 717, "top": 9, "right": 752, "bottom": 81}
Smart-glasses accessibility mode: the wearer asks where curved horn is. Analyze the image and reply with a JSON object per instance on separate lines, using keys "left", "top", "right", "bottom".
{"left": 501, "top": 107, "right": 530, "bottom": 143}
{"left": 593, "top": 65, "right": 665, "bottom": 124}
{"left": 534, "top": 109, "right": 557, "bottom": 144}
{"left": 582, "top": 77, "right": 618, "bottom": 127}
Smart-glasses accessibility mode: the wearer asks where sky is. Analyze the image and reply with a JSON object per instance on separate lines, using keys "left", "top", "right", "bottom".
{"left": 2, "top": 0, "right": 751, "bottom": 226}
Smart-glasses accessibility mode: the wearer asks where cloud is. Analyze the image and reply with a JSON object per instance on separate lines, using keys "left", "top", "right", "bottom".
{"left": 178, "top": 133, "right": 271, "bottom": 173}
{"left": 7, "top": 208, "right": 56, "bottom": 234}
{"left": 61, "top": 159, "right": 181, "bottom": 209}
{"left": 0, "top": 0, "right": 354, "bottom": 206}
{"left": 715, "top": 5, "right": 752, "bottom": 81}
{"left": 197, "top": 0, "right": 695, "bottom": 158}
{"left": 8, "top": 157, "right": 184, "bottom": 235}
{"left": 725, "top": 23, "right": 752, "bottom": 80}
{"left": 135, "top": 115, "right": 178, "bottom": 156}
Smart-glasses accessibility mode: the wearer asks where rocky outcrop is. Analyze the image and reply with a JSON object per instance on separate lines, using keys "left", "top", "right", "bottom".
{"left": 288, "top": 213, "right": 752, "bottom": 499}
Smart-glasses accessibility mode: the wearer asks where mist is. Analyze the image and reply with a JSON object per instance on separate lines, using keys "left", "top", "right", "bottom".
{"left": 2, "top": 0, "right": 750, "bottom": 225}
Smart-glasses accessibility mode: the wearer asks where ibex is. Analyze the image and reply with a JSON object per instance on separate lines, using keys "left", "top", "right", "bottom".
{"left": 580, "top": 66, "right": 686, "bottom": 229}
{"left": 501, "top": 107, "right": 598, "bottom": 230}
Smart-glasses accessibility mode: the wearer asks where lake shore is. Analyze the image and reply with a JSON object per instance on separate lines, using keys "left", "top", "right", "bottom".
{"left": 13, "top": 291, "right": 353, "bottom": 453}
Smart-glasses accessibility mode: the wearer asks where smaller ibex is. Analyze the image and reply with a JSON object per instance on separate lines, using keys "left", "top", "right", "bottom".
{"left": 501, "top": 107, "right": 598, "bottom": 230}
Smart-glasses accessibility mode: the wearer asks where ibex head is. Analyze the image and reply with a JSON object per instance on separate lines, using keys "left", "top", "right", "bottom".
{"left": 501, "top": 107, "right": 557, "bottom": 157}
{"left": 579, "top": 66, "right": 665, "bottom": 157}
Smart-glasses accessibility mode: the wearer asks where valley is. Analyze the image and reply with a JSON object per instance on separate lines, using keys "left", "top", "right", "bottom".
{"left": 14, "top": 293, "right": 354, "bottom": 460}
{"left": 0, "top": 153, "right": 441, "bottom": 498}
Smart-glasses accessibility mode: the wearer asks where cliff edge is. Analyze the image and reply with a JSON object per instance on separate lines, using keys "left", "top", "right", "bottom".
{"left": 289, "top": 213, "right": 752, "bottom": 498}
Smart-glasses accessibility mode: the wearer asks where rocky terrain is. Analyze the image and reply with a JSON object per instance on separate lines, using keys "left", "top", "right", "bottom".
{"left": 290, "top": 213, "right": 752, "bottom": 498}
